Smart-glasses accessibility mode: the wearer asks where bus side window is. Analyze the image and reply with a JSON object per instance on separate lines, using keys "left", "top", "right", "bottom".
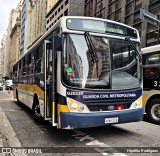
{"left": 144, "top": 53, "right": 160, "bottom": 79}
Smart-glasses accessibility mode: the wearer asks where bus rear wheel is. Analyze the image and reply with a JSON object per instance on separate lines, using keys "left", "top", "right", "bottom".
{"left": 32, "top": 99, "right": 44, "bottom": 123}
{"left": 146, "top": 99, "right": 160, "bottom": 124}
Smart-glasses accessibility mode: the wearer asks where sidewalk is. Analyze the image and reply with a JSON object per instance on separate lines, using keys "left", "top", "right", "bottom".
{"left": 0, "top": 105, "right": 27, "bottom": 156}
{"left": 0, "top": 90, "right": 29, "bottom": 155}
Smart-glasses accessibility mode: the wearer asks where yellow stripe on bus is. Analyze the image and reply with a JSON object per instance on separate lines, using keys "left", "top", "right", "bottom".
{"left": 142, "top": 96, "right": 148, "bottom": 107}
{"left": 52, "top": 102, "right": 55, "bottom": 114}
{"left": 14, "top": 84, "right": 44, "bottom": 99}
{"left": 58, "top": 104, "right": 69, "bottom": 117}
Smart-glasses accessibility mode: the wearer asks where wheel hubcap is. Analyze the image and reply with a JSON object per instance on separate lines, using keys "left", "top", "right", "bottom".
{"left": 151, "top": 104, "right": 160, "bottom": 120}
{"left": 34, "top": 104, "right": 41, "bottom": 117}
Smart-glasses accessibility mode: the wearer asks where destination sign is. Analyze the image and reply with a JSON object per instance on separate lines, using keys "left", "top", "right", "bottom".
{"left": 67, "top": 19, "right": 137, "bottom": 38}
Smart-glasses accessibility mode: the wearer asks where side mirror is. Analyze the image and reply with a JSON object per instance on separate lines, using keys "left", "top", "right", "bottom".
{"left": 53, "top": 34, "right": 62, "bottom": 51}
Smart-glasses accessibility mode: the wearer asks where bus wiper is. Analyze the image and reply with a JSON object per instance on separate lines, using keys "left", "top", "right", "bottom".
{"left": 84, "top": 32, "right": 98, "bottom": 63}
{"left": 125, "top": 37, "right": 142, "bottom": 62}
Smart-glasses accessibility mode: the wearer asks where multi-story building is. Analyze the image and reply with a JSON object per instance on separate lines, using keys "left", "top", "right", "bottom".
{"left": 147, "top": 0, "right": 160, "bottom": 46}
{"left": 47, "top": 0, "right": 57, "bottom": 13}
{"left": 5, "top": 1, "right": 22, "bottom": 78}
{"left": 0, "top": 35, "right": 6, "bottom": 80}
{"left": 84, "top": 0, "right": 160, "bottom": 48}
{"left": 27, "top": 0, "right": 47, "bottom": 48}
{"left": 10, "top": 16, "right": 21, "bottom": 76}
{"left": 20, "top": 0, "right": 31, "bottom": 56}
{"left": 46, "top": 0, "right": 85, "bottom": 31}
{"left": 0, "top": 48, "right": 2, "bottom": 80}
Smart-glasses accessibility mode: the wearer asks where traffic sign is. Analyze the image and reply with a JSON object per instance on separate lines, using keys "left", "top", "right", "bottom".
{"left": 140, "top": 8, "right": 160, "bottom": 26}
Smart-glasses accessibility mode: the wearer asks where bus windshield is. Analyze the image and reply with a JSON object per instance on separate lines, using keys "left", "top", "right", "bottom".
{"left": 63, "top": 34, "right": 141, "bottom": 89}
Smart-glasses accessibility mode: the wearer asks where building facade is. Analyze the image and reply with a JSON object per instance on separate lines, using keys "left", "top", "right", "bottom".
{"left": 0, "top": 48, "right": 2, "bottom": 80}
{"left": 84, "top": 0, "right": 160, "bottom": 48}
{"left": 147, "top": 0, "right": 160, "bottom": 46}
{"left": 27, "top": 0, "right": 47, "bottom": 48}
{"left": 5, "top": 1, "right": 22, "bottom": 78}
{"left": 47, "top": 0, "right": 57, "bottom": 13}
{"left": 0, "top": 35, "right": 6, "bottom": 80}
{"left": 46, "top": 0, "right": 85, "bottom": 31}
{"left": 20, "top": 0, "right": 31, "bottom": 56}
{"left": 10, "top": 16, "right": 21, "bottom": 76}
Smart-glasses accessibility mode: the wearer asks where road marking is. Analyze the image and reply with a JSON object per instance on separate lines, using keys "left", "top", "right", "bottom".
{"left": 0, "top": 106, "right": 27, "bottom": 156}
{"left": 71, "top": 129, "right": 127, "bottom": 156}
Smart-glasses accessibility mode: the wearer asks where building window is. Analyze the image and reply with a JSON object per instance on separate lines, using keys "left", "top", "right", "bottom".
{"left": 108, "top": 13, "right": 114, "bottom": 20}
{"left": 134, "top": 12, "right": 141, "bottom": 24}
{"left": 126, "top": 3, "right": 132, "bottom": 16}
{"left": 115, "top": 0, "right": 120, "bottom": 10}
{"left": 115, "top": 10, "right": 121, "bottom": 21}
{"left": 85, "top": 0, "right": 93, "bottom": 16}
{"left": 126, "top": 0, "right": 132, "bottom": 4}
{"left": 95, "top": 0, "right": 105, "bottom": 18}
{"left": 64, "top": 9, "right": 68, "bottom": 16}
{"left": 125, "top": 16, "right": 132, "bottom": 25}
{"left": 65, "top": 0, "right": 68, "bottom": 6}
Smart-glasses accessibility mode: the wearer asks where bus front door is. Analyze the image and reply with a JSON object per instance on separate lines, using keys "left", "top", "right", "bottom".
{"left": 44, "top": 40, "right": 53, "bottom": 121}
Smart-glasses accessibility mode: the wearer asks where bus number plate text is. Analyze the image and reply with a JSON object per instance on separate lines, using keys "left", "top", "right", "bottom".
{"left": 105, "top": 117, "right": 118, "bottom": 124}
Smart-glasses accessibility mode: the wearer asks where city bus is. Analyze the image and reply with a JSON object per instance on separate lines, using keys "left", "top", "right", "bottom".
{"left": 142, "top": 45, "right": 160, "bottom": 124}
{"left": 13, "top": 16, "right": 143, "bottom": 129}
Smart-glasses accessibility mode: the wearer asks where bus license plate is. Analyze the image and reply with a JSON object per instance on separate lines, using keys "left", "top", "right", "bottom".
{"left": 105, "top": 117, "right": 118, "bottom": 124}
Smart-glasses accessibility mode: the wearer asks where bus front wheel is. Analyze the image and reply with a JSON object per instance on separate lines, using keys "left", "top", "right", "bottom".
{"left": 32, "top": 99, "right": 44, "bottom": 123}
{"left": 147, "top": 98, "right": 160, "bottom": 124}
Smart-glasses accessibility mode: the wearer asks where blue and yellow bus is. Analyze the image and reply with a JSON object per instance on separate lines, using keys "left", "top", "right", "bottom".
{"left": 142, "top": 45, "right": 160, "bottom": 124}
{"left": 13, "top": 16, "right": 143, "bottom": 129}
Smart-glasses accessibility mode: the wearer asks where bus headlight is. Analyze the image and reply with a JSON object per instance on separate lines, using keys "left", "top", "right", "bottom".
{"left": 67, "top": 98, "right": 89, "bottom": 113}
{"left": 130, "top": 96, "right": 142, "bottom": 109}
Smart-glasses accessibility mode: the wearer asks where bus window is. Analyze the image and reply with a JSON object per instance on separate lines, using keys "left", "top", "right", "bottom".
{"left": 143, "top": 53, "right": 160, "bottom": 79}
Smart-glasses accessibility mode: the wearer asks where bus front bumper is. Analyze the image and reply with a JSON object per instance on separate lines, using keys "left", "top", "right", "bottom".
{"left": 60, "top": 108, "right": 144, "bottom": 129}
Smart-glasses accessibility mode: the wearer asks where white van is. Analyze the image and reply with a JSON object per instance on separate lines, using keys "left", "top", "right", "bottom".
{"left": 5, "top": 80, "right": 13, "bottom": 90}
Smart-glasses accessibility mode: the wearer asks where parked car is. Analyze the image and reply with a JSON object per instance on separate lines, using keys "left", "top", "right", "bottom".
{"left": 5, "top": 80, "right": 13, "bottom": 90}
{"left": 0, "top": 80, "right": 3, "bottom": 91}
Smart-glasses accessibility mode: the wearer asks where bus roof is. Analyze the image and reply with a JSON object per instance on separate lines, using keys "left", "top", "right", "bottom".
{"left": 15, "top": 16, "right": 139, "bottom": 65}
{"left": 142, "top": 45, "right": 160, "bottom": 54}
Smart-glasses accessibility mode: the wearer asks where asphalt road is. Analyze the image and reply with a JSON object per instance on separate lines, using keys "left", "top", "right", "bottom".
{"left": 0, "top": 90, "right": 160, "bottom": 156}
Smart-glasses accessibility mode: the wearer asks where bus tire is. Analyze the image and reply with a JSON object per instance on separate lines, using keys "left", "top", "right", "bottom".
{"left": 32, "top": 98, "right": 44, "bottom": 123}
{"left": 146, "top": 98, "right": 160, "bottom": 124}
{"left": 16, "top": 90, "right": 21, "bottom": 105}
